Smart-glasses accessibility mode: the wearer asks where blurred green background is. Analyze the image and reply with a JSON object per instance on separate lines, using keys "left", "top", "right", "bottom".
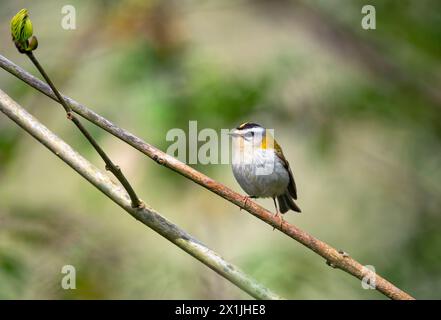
{"left": 0, "top": 0, "right": 440, "bottom": 299}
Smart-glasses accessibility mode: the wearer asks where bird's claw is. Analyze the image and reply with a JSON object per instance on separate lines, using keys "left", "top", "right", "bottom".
{"left": 241, "top": 195, "right": 250, "bottom": 211}
{"left": 241, "top": 195, "right": 257, "bottom": 211}
{"left": 272, "top": 211, "right": 284, "bottom": 231}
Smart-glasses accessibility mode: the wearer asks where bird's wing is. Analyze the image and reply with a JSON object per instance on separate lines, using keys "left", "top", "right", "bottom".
{"left": 274, "top": 140, "right": 298, "bottom": 199}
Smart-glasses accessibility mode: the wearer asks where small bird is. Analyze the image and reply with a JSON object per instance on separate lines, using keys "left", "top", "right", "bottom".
{"left": 230, "top": 122, "right": 301, "bottom": 218}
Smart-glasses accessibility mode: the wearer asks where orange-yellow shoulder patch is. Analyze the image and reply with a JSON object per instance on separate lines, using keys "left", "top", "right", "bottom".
{"left": 260, "top": 131, "right": 283, "bottom": 154}
{"left": 260, "top": 130, "right": 274, "bottom": 150}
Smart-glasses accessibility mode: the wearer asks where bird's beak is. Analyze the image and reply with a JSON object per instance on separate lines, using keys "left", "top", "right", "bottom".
{"left": 228, "top": 129, "right": 241, "bottom": 137}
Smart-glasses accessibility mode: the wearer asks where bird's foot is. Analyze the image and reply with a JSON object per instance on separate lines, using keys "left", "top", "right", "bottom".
{"left": 241, "top": 195, "right": 256, "bottom": 211}
{"left": 273, "top": 211, "right": 284, "bottom": 231}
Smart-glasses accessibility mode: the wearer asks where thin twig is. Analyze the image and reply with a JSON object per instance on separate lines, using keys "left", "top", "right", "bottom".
{"left": 24, "top": 52, "right": 142, "bottom": 208}
{"left": 0, "top": 89, "right": 283, "bottom": 300}
{"left": 0, "top": 54, "right": 415, "bottom": 300}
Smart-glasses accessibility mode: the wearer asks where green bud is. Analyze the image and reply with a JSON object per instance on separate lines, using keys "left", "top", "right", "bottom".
{"left": 10, "top": 9, "right": 34, "bottom": 52}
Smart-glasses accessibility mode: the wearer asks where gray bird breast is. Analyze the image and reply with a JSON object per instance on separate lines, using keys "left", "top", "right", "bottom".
{"left": 232, "top": 148, "right": 290, "bottom": 198}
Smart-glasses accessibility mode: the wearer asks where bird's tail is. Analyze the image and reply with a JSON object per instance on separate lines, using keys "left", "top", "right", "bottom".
{"left": 277, "top": 192, "right": 301, "bottom": 213}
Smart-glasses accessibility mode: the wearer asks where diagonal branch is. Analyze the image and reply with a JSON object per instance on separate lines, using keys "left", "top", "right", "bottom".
{"left": 0, "top": 54, "right": 415, "bottom": 300}
{"left": 24, "top": 51, "right": 142, "bottom": 208}
{"left": 0, "top": 89, "right": 282, "bottom": 300}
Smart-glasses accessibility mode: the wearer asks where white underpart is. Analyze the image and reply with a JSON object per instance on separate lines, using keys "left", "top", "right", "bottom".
{"left": 232, "top": 146, "right": 289, "bottom": 198}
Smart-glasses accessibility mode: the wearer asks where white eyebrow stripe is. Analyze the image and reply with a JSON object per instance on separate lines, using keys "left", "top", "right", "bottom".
{"left": 238, "top": 128, "right": 253, "bottom": 134}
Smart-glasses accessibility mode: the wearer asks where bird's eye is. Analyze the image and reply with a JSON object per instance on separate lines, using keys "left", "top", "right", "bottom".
{"left": 251, "top": 132, "right": 255, "bottom": 137}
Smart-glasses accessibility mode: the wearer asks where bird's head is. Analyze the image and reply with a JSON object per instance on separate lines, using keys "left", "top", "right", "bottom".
{"left": 229, "top": 122, "right": 268, "bottom": 149}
